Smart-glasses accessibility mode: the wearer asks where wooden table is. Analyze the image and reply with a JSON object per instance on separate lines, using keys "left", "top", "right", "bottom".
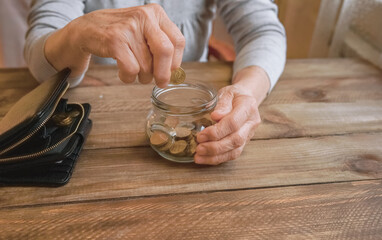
{"left": 0, "top": 59, "right": 382, "bottom": 239}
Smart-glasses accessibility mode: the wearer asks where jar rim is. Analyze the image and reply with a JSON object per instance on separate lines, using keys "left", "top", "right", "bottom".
{"left": 151, "top": 82, "right": 218, "bottom": 115}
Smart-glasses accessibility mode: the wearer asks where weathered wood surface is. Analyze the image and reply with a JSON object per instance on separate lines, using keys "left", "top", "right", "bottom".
{"left": 1, "top": 59, "right": 382, "bottom": 149}
{"left": 1, "top": 59, "right": 382, "bottom": 239}
{"left": 1, "top": 180, "right": 381, "bottom": 240}
{"left": 1, "top": 132, "right": 381, "bottom": 208}
{"left": 1, "top": 58, "right": 380, "bottom": 89}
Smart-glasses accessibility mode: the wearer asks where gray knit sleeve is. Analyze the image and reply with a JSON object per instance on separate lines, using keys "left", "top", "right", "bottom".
{"left": 217, "top": 0, "right": 287, "bottom": 92}
{"left": 24, "top": 0, "right": 85, "bottom": 86}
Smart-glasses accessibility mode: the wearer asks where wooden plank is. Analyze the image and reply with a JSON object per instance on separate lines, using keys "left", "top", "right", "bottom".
{"left": 266, "top": 75, "right": 382, "bottom": 105}
{"left": 82, "top": 101, "right": 382, "bottom": 149}
{"left": 2, "top": 73, "right": 382, "bottom": 116}
{"left": 1, "top": 132, "right": 381, "bottom": 208}
{"left": 280, "top": 58, "right": 381, "bottom": 79}
{"left": 1, "top": 180, "right": 381, "bottom": 239}
{"left": 1, "top": 59, "right": 380, "bottom": 89}
{"left": 1, "top": 76, "right": 382, "bottom": 149}
{"left": 2, "top": 61, "right": 381, "bottom": 116}
{"left": 0, "top": 68, "right": 38, "bottom": 89}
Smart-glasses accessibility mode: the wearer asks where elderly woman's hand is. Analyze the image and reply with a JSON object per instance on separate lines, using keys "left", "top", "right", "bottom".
{"left": 195, "top": 66, "right": 270, "bottom": 165}
{"left": 45, "top": 3, "right": 185, "bottom": 88}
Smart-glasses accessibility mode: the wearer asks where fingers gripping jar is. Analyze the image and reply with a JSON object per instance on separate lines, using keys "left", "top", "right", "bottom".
{"left": 146, "top": 83, "right": 217, "bottom": 163}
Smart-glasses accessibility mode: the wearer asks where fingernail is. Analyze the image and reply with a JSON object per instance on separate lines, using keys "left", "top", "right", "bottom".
{"left": 197, "top": 134, "right": 208, "bottom": 143}
{"left": 196, "top": 145, "right": 207, "bottom": 155}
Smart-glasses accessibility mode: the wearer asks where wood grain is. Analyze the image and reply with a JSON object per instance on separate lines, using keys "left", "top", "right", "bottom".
{"left": 79, "top": 101, "right": 382, "bottom": 149}
{"left": 1, "top": 59, "right": 380, "bottom": 89}
{"left": 1, "top": 180, "right": 381, "bottom": 239}
{"left": 1, "top": 60, "right": 381, "bottom": 149}
{"left": 2, "top": 72, "right": 382, "bottom": 116}
{"left": 2, "top": 78, "right": 381, "bottom": 149}
{"left": 1, "top": 60, "right": 381, "bottom": 239}
{"left": 1, "top": 132, "right": 381, "bottom": 208}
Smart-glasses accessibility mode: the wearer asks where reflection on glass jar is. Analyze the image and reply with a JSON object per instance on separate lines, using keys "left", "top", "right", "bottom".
{"left": 146, "top": 82, "right": 218, "bottom": 163}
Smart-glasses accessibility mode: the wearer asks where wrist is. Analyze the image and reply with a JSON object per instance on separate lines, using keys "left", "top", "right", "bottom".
{"left": 45, "top": 20, "right": 91, "bottom": 77}
{"left": 232, "top": 66, "right": 270, "bottom": 105}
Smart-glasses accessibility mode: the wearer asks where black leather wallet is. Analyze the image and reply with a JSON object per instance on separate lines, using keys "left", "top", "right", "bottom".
{"left": 0, "top": 68, "right": 92, "bottom": 187}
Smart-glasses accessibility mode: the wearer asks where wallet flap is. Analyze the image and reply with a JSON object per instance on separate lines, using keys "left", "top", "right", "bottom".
{"left": 0, "top": 103, "right": 85, "bottom": 164}
{"left": 0, "top": 68, "right": 71, "bottom": 151}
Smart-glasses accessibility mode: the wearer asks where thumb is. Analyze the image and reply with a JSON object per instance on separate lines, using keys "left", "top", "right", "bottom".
{"left": 211, "top": 89, "right": 234, "bottom": 122}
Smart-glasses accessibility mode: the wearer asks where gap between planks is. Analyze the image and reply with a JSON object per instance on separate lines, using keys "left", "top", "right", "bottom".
{"left": 1, "top": 132, "right": 381, "bottom": 209}
{"left": 1, "top": 177, "right": 380, "bottom": 211}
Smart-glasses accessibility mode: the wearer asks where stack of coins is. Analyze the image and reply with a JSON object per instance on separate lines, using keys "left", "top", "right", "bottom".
{"left": 149, "top": 115, "right": 214, "bottom": 158}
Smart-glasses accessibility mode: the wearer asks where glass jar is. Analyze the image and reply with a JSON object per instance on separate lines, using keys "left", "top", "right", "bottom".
{"left": 146, "top": 82, "right": 218, "bottom": 163}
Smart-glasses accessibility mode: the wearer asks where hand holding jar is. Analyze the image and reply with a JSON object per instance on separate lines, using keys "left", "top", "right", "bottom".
{"left": 194, "top": 66, "right": 270, "bottom": 165}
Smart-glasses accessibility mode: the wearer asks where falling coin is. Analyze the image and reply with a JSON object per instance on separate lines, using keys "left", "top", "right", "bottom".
{"left": 170, "top": 67, "right": 186, "bottom": 85}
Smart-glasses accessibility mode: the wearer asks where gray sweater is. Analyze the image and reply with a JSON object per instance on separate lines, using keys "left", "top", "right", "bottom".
{"left": 25, "top": 0, "right": 286, "bottom": 90}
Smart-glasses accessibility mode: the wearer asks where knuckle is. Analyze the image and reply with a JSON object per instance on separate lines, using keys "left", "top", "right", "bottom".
{"left": 126, "top": 19, "right": 139, "bottom": 33}
{"left": 148, "top": 3, "right": 163, "bottom": 13}
{"left": 158, "top": 42, "right": 174, "bottom": 57}
{"left": 210, "top": 126, "right": 221, "bottom": 140}
{"left": 249, "top": 100, "right": 257, "bottom": 112}
{"left": 138, "top": 6, "right": 156, "bottom": 21}
{"left": 232, "top": 133, "right": 245, "bottom": 148}
{"left": 174, "top": 35, "right": 186, "bottom": 49}
{"left": 228, "top": 116, "right": 240, "bottom": 132}
{"left": 209, "top": 143, "right": 222, "bottom": 155}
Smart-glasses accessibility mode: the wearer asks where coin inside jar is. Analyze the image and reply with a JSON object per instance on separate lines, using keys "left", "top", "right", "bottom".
{"left": 170, "top": 67, "right": 186, "bottom": 85}
{"left": 175, "top": 126, "right": 192, "bottom": 139}
{"left": 146, "top": 82, "right": 217, "bottom": 162}
{"left": 169, "top": 140, "right": 188, "bottom": 156}
{"left": 150, "top": 130, "right": 169, "bottom": 147}
{"left": 188, "top": 137, "right": 197, "bottom": 156}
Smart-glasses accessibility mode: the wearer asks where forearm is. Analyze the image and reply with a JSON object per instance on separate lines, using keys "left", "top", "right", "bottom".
{"left": 218, "top": 0, "right": 286, "bottom": 93}
{"left": 24, "top": 0, "right": 85, "bottom": 83}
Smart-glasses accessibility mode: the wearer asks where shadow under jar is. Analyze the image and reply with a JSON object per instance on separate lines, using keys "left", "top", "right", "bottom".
{"left": 146, "top": 82, "right": 218, "bottom": 163}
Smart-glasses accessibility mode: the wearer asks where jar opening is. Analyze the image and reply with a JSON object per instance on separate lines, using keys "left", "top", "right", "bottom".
{"left": 151, "top": 82, "right": 217, "bottom": 115}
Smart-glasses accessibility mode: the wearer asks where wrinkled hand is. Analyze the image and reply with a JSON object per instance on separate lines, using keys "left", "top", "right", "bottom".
{"left": 194, "top": 85, "right": 261, "bottom": 165}
{"left": 47, "top": 3, "right": 185, "bottom": 88}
